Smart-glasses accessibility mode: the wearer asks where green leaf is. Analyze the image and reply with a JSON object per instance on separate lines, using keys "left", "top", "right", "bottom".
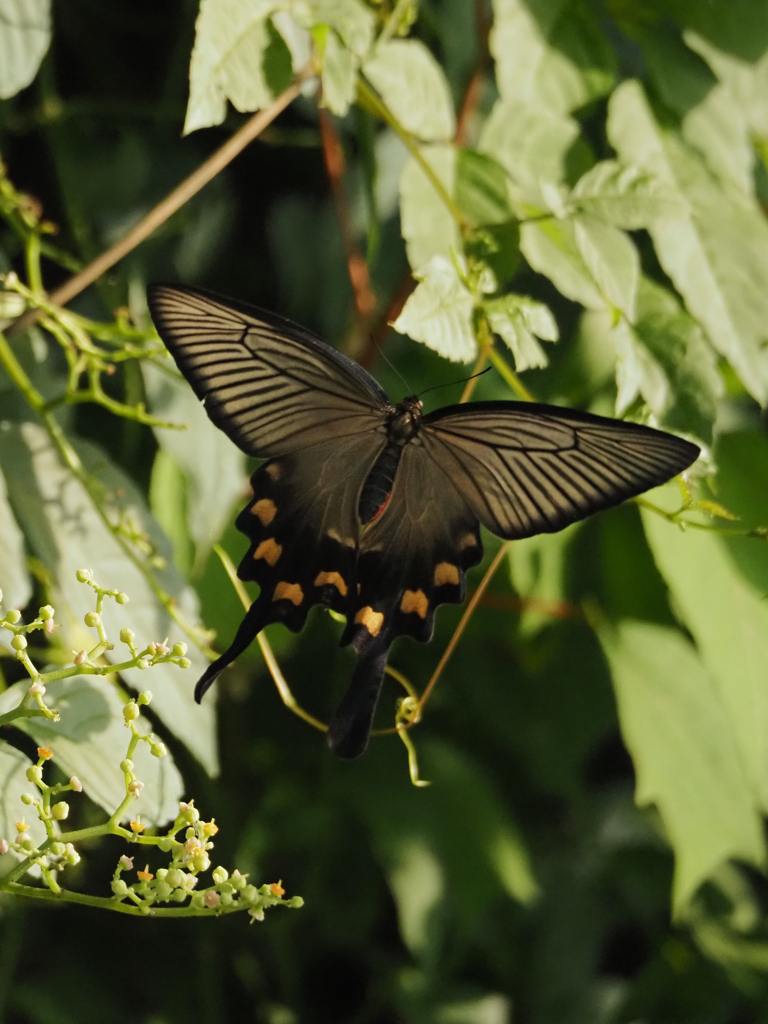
{"left": 573, "top": 214, "right": 639, "bottom": 319}
{"left": 392, "top": 256, "right": 476, "bottom": 363}
{"left": 184, "top": 0, "right": 289, "bottom": 134}
{"left": 570, "top": 159, "right": 686, "bottom": 229}
{"left": 686, "top": 29, "right": 768, "bottom": 140}
{"left": 0, "top": 0, "right": 50, "bottom": 100}
{"left": 0, "top": 423, "right": 218, "bottom": 776}
{"left": 484, "top": 293, "right": 558, "bottom": 372}
{"left": 149, "top": 448, "right": 194, "bottom": 578}
{"left": 0, "top": 677, "right": 183, "bottom": 826}
{"left": 363, "top": 39, "right": 455, "bottom": 142}
{"left": 320, "top": 27, "right": 357, "bottom": 115}
{"left": 599, "top": 619, "right": 765, "bottom": 912}
{"left": 714, "top": 432, "right": 768, "bottom": 596}
{"left": 478, "top": 98, "right": 578, "bottom": 193}
{"left": 0, "top": 462, "right": 31, "bottom": 617}
{"left": 464, "top": 221, "right": 521, "bottom": 290}
{"left": 0, "top": 740, "right": 46, "bottom": 856}
{"left": 144, "top": 347, "right": 247, "bottom": 565}
{"left": 489, "top": 0, "right": 615, "bottom": 114}
{"left": 455, "top": 150, "right": 511, "bottom": 227}
{"left": 298, "top": 0, "right": 374, "bottom": 56}
{"left": 520, "top": 217, "right": 604, "bottom": 310}
{"left": 642, "top": 502, "right": 768, "bottom": 816}
{"left": 399, "top": 144, "right": 460, "bottom": 271}
{"left": 608, "top": 79, "right": 768, "bottom": 404}
{"left": 506, "top": 523, "right": 580, "bottom": 636}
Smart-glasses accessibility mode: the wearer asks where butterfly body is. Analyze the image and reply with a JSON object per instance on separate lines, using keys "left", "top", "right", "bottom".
{"left": 147, "top": 283, "right": 700, "bottom": 760}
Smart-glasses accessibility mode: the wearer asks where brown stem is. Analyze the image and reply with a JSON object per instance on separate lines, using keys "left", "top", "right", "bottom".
{"left": 356, "top": 271, "right": 415, "bottom": 370}
{"left": 7, "top": 69, "right": 314, "bottom": 334}
{"left": 454, "top": 0, "right": 492, "bottom": 147}
{"left": 318, "top": 105, "right": 377, "bottom": 321}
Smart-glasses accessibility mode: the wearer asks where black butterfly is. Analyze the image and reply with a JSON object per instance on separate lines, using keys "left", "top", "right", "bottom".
{"left": 147, "top": 284, "right": 699, "bottom": 759}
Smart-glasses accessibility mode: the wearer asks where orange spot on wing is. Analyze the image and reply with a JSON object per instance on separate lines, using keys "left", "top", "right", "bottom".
{"left": 254, "top": 538, "right": 282, "bottom": 566}
{"left": 434, "top": 562, "right": 460, "bottom": 586}
{"left": 459, "top": 533, "right": 478, "bottom": 550}
{"left": 251, "top": 498, "right": 276, "bottom": 526}
{"left": 273, "top": 581, "right": 304, "bottom": 605}
{"left": 400, "top": 590, "right": 428, "bottom": 618}
{"left": 314, "top": 571, "right": 348, "bottom": 596}
{"left": 354, "top": 606, "right": 384, "bottom": 636}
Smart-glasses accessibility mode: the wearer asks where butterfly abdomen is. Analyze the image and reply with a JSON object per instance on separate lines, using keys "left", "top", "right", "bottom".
{"left": 359, "top": 440, "right": 403, "bottom": 524}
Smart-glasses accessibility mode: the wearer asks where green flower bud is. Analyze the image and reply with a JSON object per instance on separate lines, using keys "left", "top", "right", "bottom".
{"left": 52, "top": 802, "right": 69, "bottom": 820}
{"left": 76, "top": 569, "right": 92, "bottom": 583}
{"left": 19, "top": 837, "right": 36, "bottom": 852}
{"left": 180, "top": 802, "right": 200, "bottom": 824}
{"left": 137, "top": 691, "right": 152, "bottom": 706}
{"left": 115, "top": 592, "right": 129, "bottom": 605}
{"left": 157, "top": 836, "right": 173, "bottom": 853}
{"left": 4, "top": 609, "right": 21, "bottom": 624}
{"left": 172, "top": 642, "right": 187, "bottom": 657}
{"left": 288, "top": 896, "right": 304, "bottom": 908}
{"left": 155, "top": 881, "right": 173, "bottom": 901}
{"left": 190, "top": 892, "right": 206, "bottom": 910}
{"left": 11, "top": 634, "right": 27, "bottom": 651}
{"left": 84, "top": 611, "right": 100, "bottom": 628}
{"left": 39, "top": 605, "right": 54, "bottom": 620}
{"left": 220, "top": 891, "right": 234, "bottom": 906}
{"left": 26, "top": 765, "right": 42, "bottom": 784}
{"left": 136, "top": 658, "right": 150, "bottom": 670}
{"left": 212, "top": 866, "right": 228, "bottom": 884}
{"left": 241, "top": 885, "right": 259, "bottom": 905}
{"left": 171, "top": 888, "right": 186, "bottom": 902}
{"left": 52, "top": 842, "right": 66, "bottom": 856}
{"left": 192, "top": 853, "right": 210, "bottom": 873}
{"left": 122, "top": 702, "right": 139, "bottom": 722}
{"left": 120, "top": 759, "right": 134, "bottom": 773}
{"left": 120, "top": 627, "right": 135, "bottom": 645}
{"left": 166, "top": 868, "right": 184, "bottom": 888}
{"left": 230, "top": 871, "right": 247, "bottom": 891}
{"left": 150, "top": 741, "right": 167, "bottom": 759}
{"left": 111, "top": 879, "right": 129, "bottom": 897}
{"left": 248, "top": 906, "right": 265, "bottom": 922}
{"left": 20, "top": 793, "right": 34, "bottom": 805}
{"left": 177, "top": 657, "right": 191, "bottom": 670}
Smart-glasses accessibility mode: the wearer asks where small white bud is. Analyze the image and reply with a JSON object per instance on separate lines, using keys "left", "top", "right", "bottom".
{"left": 52, "top": 802, "right": 69, "bottom": 821}
{"left": 70, "top": 776, "right": 82, "bottom": 793}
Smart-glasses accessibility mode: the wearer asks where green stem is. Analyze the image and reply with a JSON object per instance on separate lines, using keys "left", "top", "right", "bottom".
{"left": 356, "top": 77, "right": 468, "bottom": 232}
{"left": 484, "top": 340, "right": 534, "bottom": 402}
{"left": 635, "top": 496, "right": 768, "bottom": 538}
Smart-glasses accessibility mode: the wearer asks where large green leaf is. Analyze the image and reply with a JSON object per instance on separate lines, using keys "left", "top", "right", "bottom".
{"left": 600, "top": 619, "right": 765, "bottom": 912}
{"left": 642, "top": 500, "right": 768, "bottom": 814}
{"left": 399, "top": 144, "right": 460, "bottom": 271}
{"left": 572, "top": 214, "right": 639, "bottom": 320}
{"left": 608, "top": 80, "right": 768, "bottom": 404}
{"left": 687, "top": 30, "right": 768, "bottom": 139}
{"left": 520, "top": 217, "right": 604, "bottom": 310}
{"left": 489, "top": 0, "right": 615, "bottom": 114}
{"left": 0, "top": 0, "right": 50, "bottom": 100}
{"left": 363, "top": 39, "right": 455, "bottom": 142}
{"left": 478, "top": 98, "right": 578, "bottom": 194}
{"left": 714, "top": 431, "right": 768, "bottom": 595}
{"left": 570, "top": 159, "right": 686, "bottom": 229}
{"left": 0, "top": 423, "right": 218, "bottom": 776}
{"left": 0, "top": 677, "right": 183, "bottom": 826}
{"left": 0, "top": 740, "right": 46, "bottom": 856}
{"left": 144, "top": 344, "right": 247, "bottom": 565}
{"left": 392, "top": 256, "right": 475, "bottom": 363}
{"left": 0, "top": 461, "right": 31, "bottom": 620}
{"left": 483, "top": 293, "right": 558, "bottom": 372}
{"left": 320, "top": 26, "right": 357, "bottom": 115}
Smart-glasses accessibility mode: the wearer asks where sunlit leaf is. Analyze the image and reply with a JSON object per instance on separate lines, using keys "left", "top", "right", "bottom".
{"left": 600, "top": 618, "right": 765, "bottom": 912}
{"left": 320, "top": 26, "right": 357, "bottom": 115}
{"left": 0, "top": 677, "right": 183, "bottom": 826}
{"left": 0, "top": 423, "right": 218, "bottom": 776}
{"left": 0, "top": 740, "right": 46, "bottom": 855}
{"left": 363, "top": 39, "right": 455, "bottom": 142}
{"left": 0, "top": 461, "right": 31, "bottom": 619}
{"left": 520, "top": 217, "right": 603, "bottom": 310}
{"left": 399, "top": 144, "right": 460, "bottom": 271}
{"left": 393, "top": 256, "right": 475, "bottom": 363}
{"left": 573, "top": 214, "right": 639, "bottom": 319}
{"left": 0, "top": 0, "right": 50, "bottom": 100}
{"left": 570, "top": 159, "right": 686, "bottom": 228}
{"left": 484, "top": 293, "right": 558, "bottom": 372}
{"left": 455, "top": 150, "right": 511, "bottom": 227}
{"left": 479, "top": 98, "right": 578, "bottom": 193}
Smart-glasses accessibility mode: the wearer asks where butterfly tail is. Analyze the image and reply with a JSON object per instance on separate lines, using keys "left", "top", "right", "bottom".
{"left": 327, "top": 635, "right": 390, "bottom": 759}
{"left": 194, "top": 592, "right": 273, "bottom": 703}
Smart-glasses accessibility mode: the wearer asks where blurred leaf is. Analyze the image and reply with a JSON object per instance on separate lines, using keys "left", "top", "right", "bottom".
{"left": 0, "top": 423, "right": 218, "bottom": 776}
{"left": 507, "top": 523, "right": 579, "bottom": 635}
{"left": 570, "top": 159, "right": 686, "bottom": 228}
{"left": 299, "top": 0, "right": 374, "bottom": 56}
{"left": 599, "top": 619, "right": 765, "bottom": 912}
{"left": 149, "top": 448, "right": 194, "bottom": 578}
{"left": 715, "top": 432, "right": 768, "bottom": 595}
{"left": 484, "top": 293, "right": 558, "bottom": 371}
{"left": 0, "top": 677, "right": 183, "bottom": 826}
{"left": 573, "top": 214, "right": 639, "bottom": 319}
{"left": 143, "top": 361, "right": 247, "bottom": 567}
{"left": 393, "top": 256, "right": 476, "bottom": 362}
{"left": 520, "top": 217, "right": 604, "bottom": 310}
{"left": 0, "top": 740, "right": 46, "bottom": 855}
{"left": 455, "top": 150, "right": 511, "bottom": 227}
{"left": 184, "top": 0, "right": 288, "bottom": 134}
{"left": 0, "top": 461, "right": 31, "bottom": 617}
{"left": 363, "top": 39, "right": 455, "bottom": 141}
{"left": 490, "top": 0, "right": 615, "bottom": 114}
{"left": 320, "top": 27, "right": 357, "bottom": 115}
{"left": 687, "top": 29, "right": 768, "bottom": 138}
{"left": 465, "top": 221, "right": 521, "bottom": 290}
{"left": 608, "top": 79, "right": 768, "bottom": 403}
{"left": 643, "top": 501, "right": 768, "bottom": 814}
{"left": 399, "top": 144, "right": 460, "bottom": 271}
{"left": 0, "top": 0, "right": 50, "bottom": 100}
{"left": 479, "top": 98, "right": 579, "bottom": 192}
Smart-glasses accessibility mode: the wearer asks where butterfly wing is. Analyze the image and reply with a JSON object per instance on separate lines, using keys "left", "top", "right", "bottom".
{"left": 147, "top": 283, "right": 389, "bottom": 456}
{"left": 327, "top": 443, "right": 482, "bottom": 758}
{"left": 147, "top": 284, "right": 390, "bottom": 700}
{"left": 420, "top": 401, "right": 700, "bottom": 539}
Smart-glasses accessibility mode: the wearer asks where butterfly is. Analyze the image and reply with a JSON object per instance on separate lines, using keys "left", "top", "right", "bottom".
{"left": 147, "top": 283, "right": 700, "bottom": 759}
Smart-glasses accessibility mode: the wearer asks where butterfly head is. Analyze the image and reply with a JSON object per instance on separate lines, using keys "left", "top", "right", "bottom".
{"left": 388, "top": 396, "right": 423, "bottom": 443}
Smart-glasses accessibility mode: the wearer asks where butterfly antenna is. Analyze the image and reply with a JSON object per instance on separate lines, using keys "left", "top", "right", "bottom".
{"left": 418, "top": 366, "right": 492, "bottom": 399}
{"left": 371, "top": 336, "right": 411, "bottom": 393}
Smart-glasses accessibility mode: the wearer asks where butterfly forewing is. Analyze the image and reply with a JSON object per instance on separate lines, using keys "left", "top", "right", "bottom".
{"left": 421, "top": 402, "right": 699, "bottom": 540}
{"left": 147, "top": 284, "right": 388, "bottom": 458}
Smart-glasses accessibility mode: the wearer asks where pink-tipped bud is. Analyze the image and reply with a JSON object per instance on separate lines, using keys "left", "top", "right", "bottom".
{"left": 204, "top": 891, "right": 221, "bottom": 909}
{"left": 74, "top": 650, "right": 87, "bottom": 666}
{"left": 70, "top": 776, "right": 82, "bottom": 792}
{"left": 28, "top": 682, "right": 45, "bottom": 696}
{"left": 44, "top": 618, "right": 55, "bottom": 634}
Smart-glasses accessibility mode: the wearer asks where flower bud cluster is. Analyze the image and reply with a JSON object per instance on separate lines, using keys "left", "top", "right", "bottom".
{"left": 110, "top": 798, "right": 304, "bottom": 920}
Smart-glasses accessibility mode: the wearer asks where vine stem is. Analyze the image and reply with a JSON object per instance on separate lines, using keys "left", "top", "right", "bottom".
{"left": 7, "top": 67, "right": 314, "bottom": 335}
{"left": 0, "top": 881, "right": 257, "bottom": 917}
